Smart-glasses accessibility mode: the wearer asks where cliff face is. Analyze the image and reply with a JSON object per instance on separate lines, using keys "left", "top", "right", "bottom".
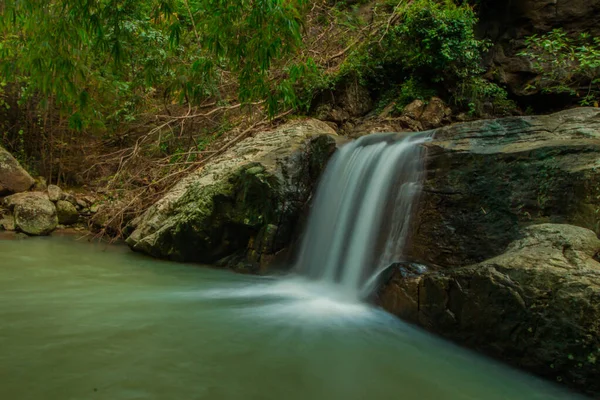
{"left": 406, "top": 107, "right": 600, "bottom": 268}
{"left": 379, "top": 224, "right": 600, "bottom": 397}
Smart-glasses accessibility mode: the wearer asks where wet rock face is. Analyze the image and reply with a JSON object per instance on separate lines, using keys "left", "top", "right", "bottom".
{"left": 406, "top": 107, "right": 600, "bottom": 268}
{"left": 0, "top": 146, "right": 35, "bottom": 195}
{"left": 378, "top": 224, "right": 600, "bottom": 397}
{"left": 126, "top": 119, "right": 338, "bottom": 270}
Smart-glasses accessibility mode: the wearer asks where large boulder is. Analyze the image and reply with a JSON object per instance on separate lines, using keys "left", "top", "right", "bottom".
{"left": 126, "top": 119, "right": 338, "bottom": 270}
{"left": 4, "top": 192, "right": 58, "bottom": 235}
{"left": 406, "top": 107, "right": 600, "bottom": 268}
{"left": 378, "top": 224, "right": 600, "bottom": 397}
{"left": 0, "top": 146, "right": 35, "bottom": 195}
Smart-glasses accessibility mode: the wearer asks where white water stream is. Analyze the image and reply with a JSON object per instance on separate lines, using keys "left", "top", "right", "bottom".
{"left": 294, "top": 133, "right": 430, "bottom": 298}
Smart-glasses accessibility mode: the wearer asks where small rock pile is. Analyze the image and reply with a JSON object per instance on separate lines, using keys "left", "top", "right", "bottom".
{"left": 0, "top": 145, "right": 99, "bottom": 236}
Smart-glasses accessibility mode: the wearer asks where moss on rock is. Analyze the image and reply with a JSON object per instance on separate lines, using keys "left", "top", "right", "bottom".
{"left": 126, "top": 119, "right": 338, "bottom": 269}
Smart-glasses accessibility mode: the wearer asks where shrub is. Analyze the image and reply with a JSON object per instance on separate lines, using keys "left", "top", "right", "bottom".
{"left": 339, "top": 0, "right": 487, "bottom": 90}
{"left": 307, "top": 0, "right": 508, "bottom": 116}
{"left": 519, "top": 29, "right": 600, "bottom": 106}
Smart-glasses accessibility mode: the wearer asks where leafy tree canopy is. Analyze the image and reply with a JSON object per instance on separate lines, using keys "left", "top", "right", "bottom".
{"left": 0, "top": 0, "right": 309, "bottom": 128}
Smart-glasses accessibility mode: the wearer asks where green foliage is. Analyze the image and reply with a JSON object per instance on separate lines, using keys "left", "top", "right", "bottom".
{"left": 519, "top": 29, "right": 600, "bottom": 106}
{"left": 395, "top": 77, "right": 438, "bottom": 111}
{"left": 278, "top": 58, "right": 336, "bottom": 112}
{"left": 0, "top": 0, "right": 310, "bottom": 129}
{"left": 340, "top": 0, "right": 488, "bottom": 90}
{"left": 455, "top": 77, "right": 515, "bottom": 116}
{"left": 297, "top": 0, "right": 503, "bottom": 116}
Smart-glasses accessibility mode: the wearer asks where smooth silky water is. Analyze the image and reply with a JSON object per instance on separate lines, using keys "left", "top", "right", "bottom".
{"left": 0, "top": 237, "right": 587, "bottom": 400}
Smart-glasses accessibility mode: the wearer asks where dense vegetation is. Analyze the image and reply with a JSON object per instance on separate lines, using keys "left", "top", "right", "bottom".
{"left": 0, "top": 0, "right": 597, "bottom": 190}
{"left": 519, "top": 29, "right": 600, "bottom": 107}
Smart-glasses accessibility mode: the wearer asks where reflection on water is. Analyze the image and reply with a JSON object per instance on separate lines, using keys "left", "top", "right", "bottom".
{"left": 0, "top": 237, "right": 587, "bottom": 400}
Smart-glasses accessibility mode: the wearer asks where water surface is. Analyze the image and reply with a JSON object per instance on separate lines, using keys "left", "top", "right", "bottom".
{"left": 0, "top": 237, "right": 586, "bottom": 399}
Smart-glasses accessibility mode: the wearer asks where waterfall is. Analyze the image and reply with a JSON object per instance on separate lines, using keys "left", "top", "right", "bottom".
{"left": 294, "top": 132, "right": 431, "bottom": 299}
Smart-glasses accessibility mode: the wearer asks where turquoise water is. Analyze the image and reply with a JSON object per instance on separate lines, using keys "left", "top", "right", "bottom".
{"left": 0, "top": 237, "right": 587, "bottom": 400}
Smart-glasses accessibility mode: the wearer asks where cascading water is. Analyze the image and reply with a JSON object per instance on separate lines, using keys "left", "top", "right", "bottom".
{"left": 294, "top": 132, "right": 431, "bottom": 299}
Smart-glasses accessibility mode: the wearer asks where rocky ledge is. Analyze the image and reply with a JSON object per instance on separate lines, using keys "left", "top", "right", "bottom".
{"left": 377, "top": 107, "right": 600, "bottom": 397}
{"left": 379, "top": 224, "right": 600, "bottom": 396}
{"left": 407, "top": 107, "right": 600, "bottom": 267}
{"left": 0, "top": 145, "right": 99, "bottom": 236}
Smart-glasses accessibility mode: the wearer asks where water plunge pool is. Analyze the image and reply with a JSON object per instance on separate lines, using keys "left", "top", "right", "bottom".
{"left": 0, "top": 237, "right": 586, "bottom": 399}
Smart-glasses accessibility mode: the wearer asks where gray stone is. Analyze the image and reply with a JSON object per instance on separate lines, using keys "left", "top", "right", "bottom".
{"left": 47, "top": 185, "right": 64, "bottom": 202}
{"left": 0, "top": 214, "right": 15, "bottom": 231}
{"left": 379, "top": 224, "right": 600, "bottom": 397}
{"left": 0, "top": 146, "right": 35, "bottom": 195}
{"left": 10, "top": 192, "right": 58, "bottom": 236}
{"left": 401, "top": 100, "right": 426, "bottom": 120}
{"left": 406, "top": 107, "right": 600, "bottom": 268}
{"left": 56, "top": 200, "right": 79, "bottom": 225}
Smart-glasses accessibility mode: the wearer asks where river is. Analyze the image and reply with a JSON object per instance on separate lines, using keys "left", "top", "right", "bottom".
{"left": 0, "top": 236, "right": 587, "bottom": 399}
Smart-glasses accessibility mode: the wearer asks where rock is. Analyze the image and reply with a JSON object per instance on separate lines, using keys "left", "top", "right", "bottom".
{"left": 313, "top": 78, "right": 373, "bottom": 123}
{"left": 0, "top": 145, "right": 35, "bottom": 195}
{"left": 62, "top": 193, "right": 78, "bottom": 208}
{"left": 406, "top": 107, "right": 600, "bottom": 268}
{"left": 345, "top": 120, "right": 410, "bottom": 139}
{"left": 378, "top": 224, "right": 600, "bottom": 397}
{"left": 8, "top": 192, "right": 58, "bottom": 236}
{"left": 126, "top": 119, "right": 338, "bottom": 268}
{"left": 82, "top": 195, "right": 96, "bottom": 205}
{"left": 33, "top": 176, "right": 47, "bottom": 191}
{"left": 47, "top": 185, "right": 64, "bottom": 202}
{"left": 0, "top": 213, "right": 15, "bottom": 231}
{"left": 76, "top": 198, "right": 88, "bottom": 209}
{"left": 378, "top": 102, "right": 397, "bottom": 119}
{"left": 398, "top": 97, "right": 451, "bottom": 130}
{"left": 55, "top": 200, "right": 79, "bottom": 225}
{"left": 335, "top": 79, "right": 373, "bottom": 118}
{"left": 3, "top": 191, "right": 49, "bottom": 209}
{"left": 420, "top": 97, "right": 452, "bottom": 130}
{"left": 90, "top": 203, "right": 101, "bottom": 214}
{"left": 401, "top": 100, "right": 426, "bottom": 120}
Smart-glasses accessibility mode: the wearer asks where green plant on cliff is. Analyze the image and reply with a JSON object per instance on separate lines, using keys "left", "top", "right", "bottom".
{"left": 305, "top": 0, "right": 506, "bottom": 115}
{"left": 519, "top": 29, "right": 600, "bottom": 106}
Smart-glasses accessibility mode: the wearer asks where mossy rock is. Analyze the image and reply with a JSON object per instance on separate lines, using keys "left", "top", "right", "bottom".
{"left": 56, "top": 200, "right": 79, "bottom": 225}
{"left": 126, "top": 119, "right": 338, "bottom": 267}
{"left": 9, "top": 192, "right": 58, "bottom": 236}
{"left": 0, "top": 145, "right": 35, "bottom": 195}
